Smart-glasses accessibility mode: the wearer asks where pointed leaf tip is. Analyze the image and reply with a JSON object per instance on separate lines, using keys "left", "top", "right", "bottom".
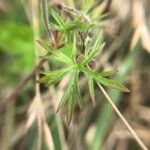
{"left": 123, "top": 87, "right": 130, "bottom": 93}
{"left": 88, "top": 78, "right": 96, "bottom": 105}
{"left": 97, "top": 70, "right": 118, "bottom": 77}
{"left": 56, "top": 80, "right": 72, "bottom": 112}
{"left": 67, "top": 96, "right": 74, "bottom": 125}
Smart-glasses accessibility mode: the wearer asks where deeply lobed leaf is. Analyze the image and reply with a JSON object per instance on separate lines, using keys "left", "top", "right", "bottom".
{"left": 81, "top": 67, "right": 129, "bottom": 92}
{"left": 94, "top": 75, "right": 130, "bottom": 92}
{"left": 39, "top": 6, "right": 130, "bottom": 125}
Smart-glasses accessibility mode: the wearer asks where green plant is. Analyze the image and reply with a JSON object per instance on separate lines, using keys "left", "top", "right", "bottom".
{"left": 38, "top": 7, "right": 129, "bottom": 124}
{"left": 0, "top": 0, "right": 148, "bottom": 149}
{"left": 38, "top": 3, "right": 148, "bottom": 149}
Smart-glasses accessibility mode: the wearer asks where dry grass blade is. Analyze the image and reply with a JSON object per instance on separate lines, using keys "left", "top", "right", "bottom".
{"left": 26, "top": 94, "right": 45, "bottom": 130}
{"left": 43, "top": 122, "right": 54, "bottom": 150}
{"left": 97, "top": 82, "right": 148, "bottom": 150}
{"left": 131, "top": 0, "right": 150, "bottom": 53}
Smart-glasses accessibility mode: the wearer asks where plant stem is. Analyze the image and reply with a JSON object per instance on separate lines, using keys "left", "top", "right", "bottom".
{"left": 96, "top": 82, "right": 148, "bottom": 150}
{"left": 40, "top": 0, "right": 56, "bottom": 46}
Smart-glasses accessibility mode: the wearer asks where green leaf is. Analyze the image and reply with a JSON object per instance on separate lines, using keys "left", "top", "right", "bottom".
{"left": 60, "top": 43, "right": 73, "bottom": 59}
{"left": 56, "top": 80, "right": 72, "bottom": 112}
{"left": 50, "top": 8, "right": 66, "bottom": 29}
{"left": 50, "top": 9, "right": 93, "bottom": 33}
{"left": 88, "top": 78, "right": 96, "bottom": 105}
{"left": 57, "top": 71, "right": 84, "bottom": 124}
{"left": 73, "top": 71, "right": 84, "bottom": 109}
{"left": 66, "top": 16, "right": 93, "bottom": 32}
{"left": 39, "top": 68, "right": 69, "bottom": 86}
{"left": 56, "top": 71, "right": 76, "bottom": 112}
{"left": 67, "top": 86, "right": 75, "bottom": 124}
{"left": 80, "top": 66, "right": 94, "bottom": 77}
{"left": 96, "top": 70, "right": 118, "bottom": 77}
{"left": 38, "top": 40, "right": 73, "bottom": 65}
{"left": 94, "top": 75, "right": 130, "bottom": 92}
{"left": 50, "top": 23, "right": 63, "bottom": 31}
{"left": 82, "top": 32, "right": 105, "bottom": 65}
{"left": 52, "top": 51, "right": 74, "bottom": 65}
{"left": 81, "top": 67, "right": 129, "bottom": 92}
{"left": 72, "top": 33, "right": 77, "bottom": 63}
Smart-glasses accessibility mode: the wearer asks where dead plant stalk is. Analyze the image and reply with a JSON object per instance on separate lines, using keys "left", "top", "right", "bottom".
{"left": 97, "top": 82, "right": 148, "bottom": 150}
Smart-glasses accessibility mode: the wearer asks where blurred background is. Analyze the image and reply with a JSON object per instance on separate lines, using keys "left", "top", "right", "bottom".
{"left": 0, "top": 0, "right": 150, "bottom": 150}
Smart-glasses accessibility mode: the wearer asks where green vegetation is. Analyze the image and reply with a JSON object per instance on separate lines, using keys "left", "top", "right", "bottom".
{"left": 0, "top": 0, "right": 149, "bottom": 150}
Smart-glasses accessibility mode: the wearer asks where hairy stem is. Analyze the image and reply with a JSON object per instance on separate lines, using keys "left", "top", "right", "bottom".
{"left": 97, "top": 82, "right": 148, "bottom": 150}
{"left": 40, "top": 0, "right": 56, "bottom": 45}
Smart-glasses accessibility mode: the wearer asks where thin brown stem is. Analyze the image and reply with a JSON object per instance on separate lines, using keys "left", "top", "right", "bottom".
{"left": 96, "top": 82, "right": 148, "bottom": 150}
{"left": 0, "top": 58, "right": 46, "bottom": 113}
{"left": 61, "top": 3, "right": 90, "bottom": 22}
